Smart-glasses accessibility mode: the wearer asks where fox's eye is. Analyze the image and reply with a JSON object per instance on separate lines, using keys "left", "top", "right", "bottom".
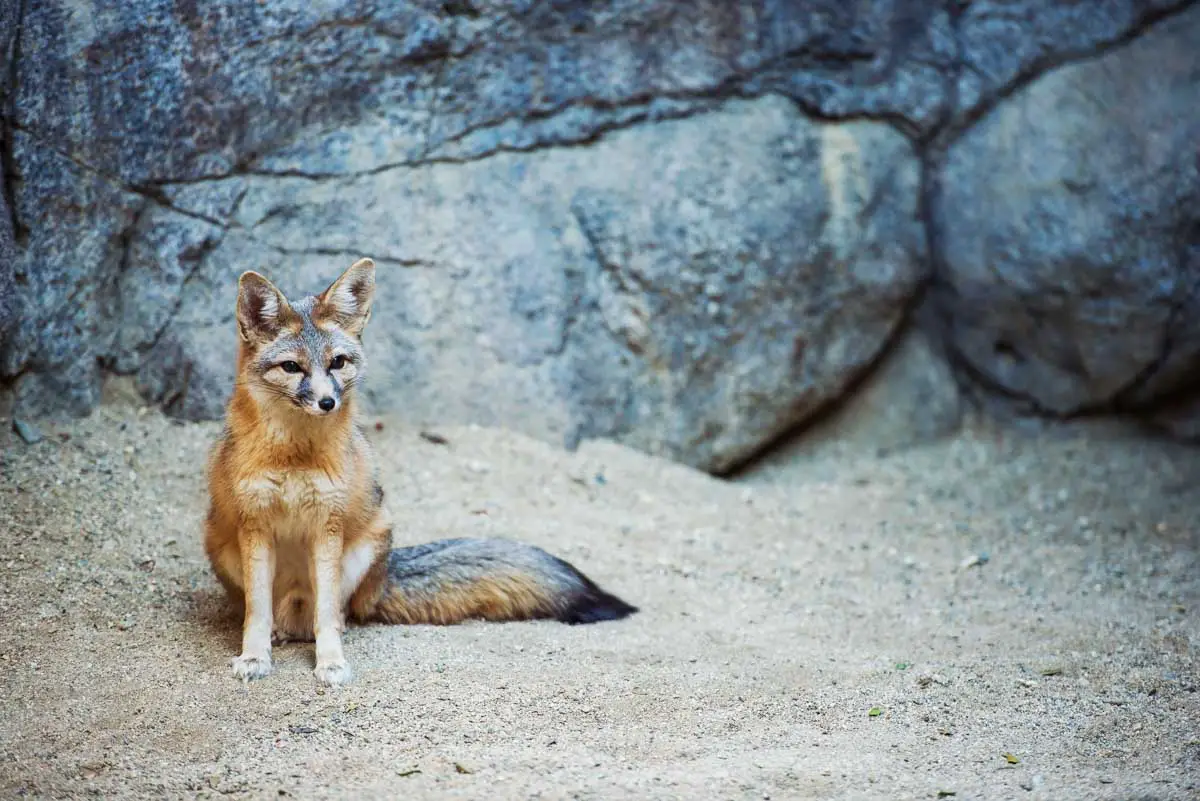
{"left": 280, "top": 360, "right": 303, "bottom": 374}
{"left": 329, "top": 355, "right": 346, "bottom": 370}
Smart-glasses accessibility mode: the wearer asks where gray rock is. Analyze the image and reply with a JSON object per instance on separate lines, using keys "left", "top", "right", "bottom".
{"left": 4, "top": 132, "right": 142, "bottom": 417}
{"left": 132, "top": 97, "right": 926, "bottom": 473}
{"left": 15, "top": 0, "right": 958, "bottom": 187}
{"left": 7, "top": 0, "right": 1200, "bottom": 469}
{"left": 951, "top": 1, "right": 1195, "bottom": 121}
{"left": 931, "top": 5, "right": 1200, "bottom": 417}
{"left": 0, "top": 187, "right": 15, "bottom": 348}
{"left": 12, "top": 417, "right": 42, "bottom": 444}
{"left": 783, "top": 325, "right": 964, "bottom": 459}
{"left": 0, "top": 0, "right": 20, "bottom": 345}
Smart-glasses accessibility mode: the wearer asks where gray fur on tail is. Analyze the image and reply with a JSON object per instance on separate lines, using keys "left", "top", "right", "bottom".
{"left": 386, "top": 538, "right": 637, "bottom": 624}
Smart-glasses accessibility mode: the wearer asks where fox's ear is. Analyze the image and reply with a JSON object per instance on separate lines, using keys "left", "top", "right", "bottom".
{"left": 319, "top": 258, "right": 375, "bottom": 336}
{"left": 236, "top": 271, "right": 292, "bottom": 344}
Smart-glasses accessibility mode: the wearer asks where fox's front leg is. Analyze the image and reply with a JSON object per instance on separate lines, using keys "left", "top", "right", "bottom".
{"left": 311, "top": 524, "right": 350, "bottom": 687}
{"left": 232, "top": 530, "right": 275, "bottom": 681}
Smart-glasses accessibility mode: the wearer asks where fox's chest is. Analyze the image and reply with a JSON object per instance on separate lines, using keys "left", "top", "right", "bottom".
{"left": 236, "top": 469, "right": 347, "bottom": 534}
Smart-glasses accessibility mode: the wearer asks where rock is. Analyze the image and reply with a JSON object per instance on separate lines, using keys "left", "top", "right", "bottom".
{"left": 5, "top": 134, "right": 142, "bottom": 416}
{"left": 0, "top": 0, "right": 21, "bottom": 345}
{"left": 951, "top": 1, "right": 1195, "bottom": 120}
{"left": 6, "top": 0, "right": 1200, "bottom": 468}
{"left": 0, "top": 187, "right": 15, "bottom": 346}
{"left": 931, "top": 6, "right": 1200, "bottom": 418}
{"left": 12, "top": 417, "right": 42, "bottom": 444}
{"left": 771, "top": 325, "right": 963, "bottom": 460}
{"left": 132, "top": 96, "right": 925, "bottom": 473}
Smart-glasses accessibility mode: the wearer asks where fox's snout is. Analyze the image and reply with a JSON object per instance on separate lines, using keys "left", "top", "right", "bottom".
{"left": 298, "top": 367, "right": 343, "bottom": 416}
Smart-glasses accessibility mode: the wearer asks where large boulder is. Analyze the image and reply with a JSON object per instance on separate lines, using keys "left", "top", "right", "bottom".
{"left": 931, "top": 5, "right": 1200, "bottom": 417}
{"left": 133, "top": 97, "right": 926, "bottom": 473}
{"left": 5, "top": 0, "right": 941, "bottom": 472}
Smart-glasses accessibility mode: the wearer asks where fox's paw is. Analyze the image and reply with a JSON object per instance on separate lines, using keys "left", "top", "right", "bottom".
{"left": 314, "top": 659, "right": 352, "bottom": 687}
{"left": 231, "top": 653, "right": 272, "bottom": 681}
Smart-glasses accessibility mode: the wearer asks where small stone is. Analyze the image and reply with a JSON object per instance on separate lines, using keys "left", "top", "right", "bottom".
{"left": 959, "top": 552, "right": 989, "bottom": 569}
{"left": 12, "top": 419, "right": 43, "bottom": 445}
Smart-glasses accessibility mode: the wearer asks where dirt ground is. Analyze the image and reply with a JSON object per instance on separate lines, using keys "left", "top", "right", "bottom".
{"left": 1, "top": 385, "right": 1197, "bottom": 800}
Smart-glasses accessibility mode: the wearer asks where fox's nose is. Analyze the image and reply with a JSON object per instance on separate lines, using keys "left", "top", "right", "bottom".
{"left": 318, "top": 397, "right": 336, "bottom": 412}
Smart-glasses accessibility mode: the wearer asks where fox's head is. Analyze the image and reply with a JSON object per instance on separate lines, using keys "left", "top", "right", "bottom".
{"left": 234, "top": 258, "right": 375, "bottom": 418}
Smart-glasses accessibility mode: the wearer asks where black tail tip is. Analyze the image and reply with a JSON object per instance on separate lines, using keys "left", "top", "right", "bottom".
{"left": 560, "top": 588, "right": 639, "bottom": 625}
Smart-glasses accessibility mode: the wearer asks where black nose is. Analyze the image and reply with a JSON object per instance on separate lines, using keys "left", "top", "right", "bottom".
{"left": 318, "top": 397, "right": 335, "bottom": 411}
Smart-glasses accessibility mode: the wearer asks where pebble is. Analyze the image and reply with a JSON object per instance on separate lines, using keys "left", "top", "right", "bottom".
{"left": 960, "top": 552, "right": 990, "bottom": 570}
{"left": 13, "top": 419, "right": 43, "bottom": 445}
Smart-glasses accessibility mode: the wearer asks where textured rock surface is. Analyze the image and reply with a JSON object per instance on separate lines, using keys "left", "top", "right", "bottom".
{"left": 3, "top": 0, "right": 1200, "bottom": 471}
{"left": 0, "top": 0, "right": 19, "bottom": 342}
{"left": 932, "top": 5, "right": 1200, "bottom": 417}
{"left": 769, "top": 325, "right": 964, "bottom": 463}
{"left": 131, "top": 97, "right": 926, "bottom": 473}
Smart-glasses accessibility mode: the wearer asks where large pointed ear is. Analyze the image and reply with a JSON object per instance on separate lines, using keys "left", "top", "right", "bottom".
{"left": 236, "top": 271, "right": 293, "bottom": 344}
{"left": 318, "top": 258, "right": 375, "bottom": 336}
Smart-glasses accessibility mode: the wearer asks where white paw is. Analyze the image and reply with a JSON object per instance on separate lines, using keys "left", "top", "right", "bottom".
{"left": 231, "top": 653, "right": 272, "bottom": 681}
{"left": 314, "top": 660, "right": 352, "bottom": 687}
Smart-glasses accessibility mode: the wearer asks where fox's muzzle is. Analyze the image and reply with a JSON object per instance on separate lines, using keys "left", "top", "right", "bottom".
{"left": 299, "top": 370, "right": 341, "bottom": 415}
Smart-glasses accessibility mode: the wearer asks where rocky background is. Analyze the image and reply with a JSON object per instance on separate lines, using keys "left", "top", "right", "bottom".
{"left": 1, "top": 0, "right": 1197, "bottom": 474}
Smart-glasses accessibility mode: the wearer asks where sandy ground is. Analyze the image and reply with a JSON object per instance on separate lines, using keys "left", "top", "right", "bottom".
{"left": 0, "top": 386, "right": 1198, "bottom": 800}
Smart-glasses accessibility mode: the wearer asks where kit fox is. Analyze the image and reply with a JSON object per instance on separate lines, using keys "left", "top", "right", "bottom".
{"left": 204, "top": 258, "right": 636, "bottom": 686}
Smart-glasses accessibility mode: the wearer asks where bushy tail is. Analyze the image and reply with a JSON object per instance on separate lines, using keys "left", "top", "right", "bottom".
{"left": 369, "top": 538, "right": 637, "bottom": 626}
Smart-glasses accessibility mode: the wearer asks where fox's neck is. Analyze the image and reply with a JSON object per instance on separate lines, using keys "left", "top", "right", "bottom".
{"left": 229, "top": 384, "right": 356, "bottom": 463}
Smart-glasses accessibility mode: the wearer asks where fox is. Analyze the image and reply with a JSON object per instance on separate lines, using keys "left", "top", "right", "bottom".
{"left": 203, "top": 257, "right": 636, "bottom": 686}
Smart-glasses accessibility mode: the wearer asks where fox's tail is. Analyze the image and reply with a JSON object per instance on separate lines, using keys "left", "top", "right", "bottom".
{"left": 367, "top": 538, "right": 637, "bottom": 626}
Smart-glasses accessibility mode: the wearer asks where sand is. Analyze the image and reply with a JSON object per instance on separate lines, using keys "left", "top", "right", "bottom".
{"left": 0, "top": 385, "right": 1197, "bottom": 800}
